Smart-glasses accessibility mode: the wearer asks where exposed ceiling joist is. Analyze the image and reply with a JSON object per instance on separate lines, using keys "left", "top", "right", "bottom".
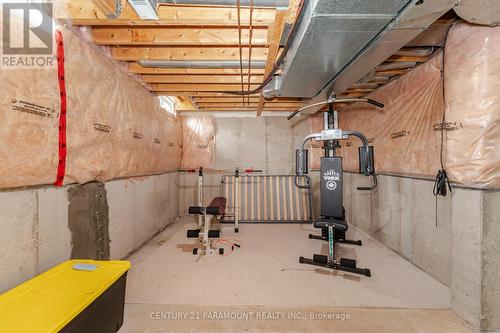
{"left": 60, "top": 1, "right": 456, "bottom": 113}
{"left": 56, "top": 1, "right": 276, "bottom": 26}
{"left": 111, "top": 47, "right": 269, "bottom": 61}
{"left": 92, "top": 27, "right": 269, "bottom": 46}
{"left": 157, "top": 92, "right": 262, "bottom": 97}
{"left": 257, "top": 9, "right": 287, "bottom": 116}
{"left": 197, "top": 103, "right": 301, "bottom": 108}
{"left": 141, "top": 74, "right": 263, "bottom": 84}
{"left": 193, "top": 97, "right": 301, "bottom": 103}
{"left": 128, "top": 64, "right": 266, "bottom": 75}
{"left": 150, "top": 83, "right": 261, "bottom": 92}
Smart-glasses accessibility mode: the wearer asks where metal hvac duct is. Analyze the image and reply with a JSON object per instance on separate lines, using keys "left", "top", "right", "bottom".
{"left": 263, "top": 0, "right": 457, "bottom": 106}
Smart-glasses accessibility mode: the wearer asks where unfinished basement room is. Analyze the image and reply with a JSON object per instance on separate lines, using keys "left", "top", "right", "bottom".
{"left": 0, "top": 0, "right": 499, "bottom": 332}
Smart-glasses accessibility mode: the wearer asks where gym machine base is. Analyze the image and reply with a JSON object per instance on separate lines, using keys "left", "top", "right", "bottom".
{"left": 292, "top": 96, "right": 383, "bottom": 278}
{"left": 188, "top": 196, "right": 227, "bottom": 256}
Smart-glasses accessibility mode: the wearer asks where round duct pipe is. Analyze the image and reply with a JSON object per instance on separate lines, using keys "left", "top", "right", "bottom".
{"left": 158, "top": 0, "right": 289, "bottom": 8}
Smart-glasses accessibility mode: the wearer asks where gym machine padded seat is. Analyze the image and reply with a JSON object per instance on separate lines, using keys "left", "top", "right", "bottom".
{"left": 314, "top": 219, "right": 348, "bottom": 233}
{"left": 206, "top": 197, "right": 227, "bottom": 216}
{"left": 0, "top": 260, "right": 130, "bottom": 333}
{"left": 188, "top": 197, "right": 227, "bottom": 216}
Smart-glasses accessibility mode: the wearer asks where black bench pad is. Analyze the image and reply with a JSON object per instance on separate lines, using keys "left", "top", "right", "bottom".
{"left": 189, "top": 197, "right": 227, "bottom": 216}
{"left": 314, "top": 218, "right": 348, "bottom": 233}
{"left": 206, "top": 197, "right": 227, "bottom": 216}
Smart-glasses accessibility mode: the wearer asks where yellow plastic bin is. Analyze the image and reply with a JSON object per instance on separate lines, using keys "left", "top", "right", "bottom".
{"left": 0, "top": 260, "right": 131, "bottom": 333}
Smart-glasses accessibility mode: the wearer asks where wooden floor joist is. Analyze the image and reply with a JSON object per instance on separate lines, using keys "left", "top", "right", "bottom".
{"left": 257, "top": 9, "right": 287, "bottom": 116}
{"left": 344, "top": 88, "right": 377, "bottom": 94}
{"left": 141, "top": 75, "right": 263, "bottom": 84}
{"left": 197, "top": 103, "right": 301, "bottom": 108}
{"left": 386, "top": 55, "right": 428, "bottom": 62}
{"left": 197, "top": 107, "right": 296, "bottom": 111}
{"left": 193, "top": 98, "right": 301, "bottom": 103}
{"left": 150, "top": 83, "right": 261, "bottom": 92}
{"left": 193, "top": 97, "right": 261, "bottom": 103}
{"left": 128, "top": 64, "right": 266, "bottom": 75}
{"left": 112, "top": 47, "right": 269, "bottom": 61}
{"left": 375, "top": 69, "right": 409, "bottom": 76}
{"left": 92, "top": 27, "right": 269, "bottom": 46}
{"left": 56, "top": 1, "right": 276, "bottom": 26}
{"left": 156, "top": 92, "right": 263, "bottom": 98}
{"left": 60, "top": 1, "right": 446, "bottom": 114}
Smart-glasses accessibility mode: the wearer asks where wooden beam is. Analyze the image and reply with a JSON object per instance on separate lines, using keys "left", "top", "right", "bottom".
{"left": 375, "top": 69, "right": 408, "bottom": 75}
{"left": 344, "top": 88, "right": 376, "bottom": 93}
{"left": 150, "top": 83, "right": 261, "bottom": 92}
{"left": 337, "top": 91, "right": 369, "bottom": 98}
{"left": 155, "top": 92, "right": 262, "bottom": 97}
{"left": 128, "top": 63, "right": 265, "bottom": 75}
{"left": 56, "top": 1, "right": 276, "bottom": 26}
{"left": 197, "top": 103, "right": 301, "bottom": 108}
{"left": 179, "top": 109, "right": 292, "bottom": 112}
{"left": 193, "top": 97, "right": 301, "bottom": 103}
{"left": 142, "top": 74, "right": 263, "bottom": 84}
{"left": 92, "top": 27, "right": 268, "bottom": 46}
{"left": 257, "top": 9, "right": 287, "bottom": 116}
{"left": 198, "top": 107, "right": 296, "bottom": 111}
{"left": 193, "top": 97, "right": 261, "bottom": 103}
{"left": 112, "top": 46, "right": 268, "bottom": 61}
{"left": 386, "top": 55, "right": 428, "bottom": 62}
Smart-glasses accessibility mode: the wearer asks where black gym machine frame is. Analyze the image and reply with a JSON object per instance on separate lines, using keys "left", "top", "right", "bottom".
{"left": 291, "top": 96, "right": 383, "bottom": 277}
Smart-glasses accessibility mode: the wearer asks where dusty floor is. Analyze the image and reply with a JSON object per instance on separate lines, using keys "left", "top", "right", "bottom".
{"left": 120, "top": 218, "right": 475, "bottom": 332}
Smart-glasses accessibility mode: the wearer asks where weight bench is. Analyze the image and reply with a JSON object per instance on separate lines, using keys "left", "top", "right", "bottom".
{"left": 309, "top": 212, "right": 362, "bottom": 246}
{"left": 188, "top": 197, "right": 227, "bottom": 255}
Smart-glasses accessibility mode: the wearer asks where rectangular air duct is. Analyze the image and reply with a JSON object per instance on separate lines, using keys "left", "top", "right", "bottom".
{"left": 264, "top": 0, "right": 456, "bottom": 101}
{"left": 127, "top": 0, "right": 159, "bottom": 20}
{"left": 265, "top": 0, "right": 411, "bottom": 98}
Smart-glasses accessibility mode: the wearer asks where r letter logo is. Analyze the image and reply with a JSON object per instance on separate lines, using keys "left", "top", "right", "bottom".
{"left": 3, "top": 3, "right": 53, "bottom": 55}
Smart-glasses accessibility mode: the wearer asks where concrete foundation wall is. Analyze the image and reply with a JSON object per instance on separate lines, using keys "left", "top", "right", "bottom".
{"left": 179, "top": 116, "right": 309, "bottom": 216}
{"left": 213, "top": 116, "right": 308, "bottom": 174}
{"left": 0, "top": 188, "right": 71, "bottom": 294}
{"left": 339, "top": 173, "right": 454, "bottom": 286}
{"left": 0, "top": 172, "right": 179, "bottom": 293}
{"left": 106, "top": 173, "right": 180, "bottom": 259}
{"left": 335, "top": 172, "right": 497, "bottom": 332}
{"left": 481, "top": 191, "right": 500, "bottom": 332}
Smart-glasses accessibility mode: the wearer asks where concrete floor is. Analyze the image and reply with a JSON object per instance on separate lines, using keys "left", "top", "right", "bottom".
{"left": 120, "top": 217, "right": 474, "bottom": 332}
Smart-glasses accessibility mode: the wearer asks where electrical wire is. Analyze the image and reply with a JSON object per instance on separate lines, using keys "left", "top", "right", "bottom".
{"left": 246, "top": 0, "right": 254, "bottom": 105}
{"left": 433, "top": 23, "right": 454, "bottom": 198}
{"left": 236, "top": 0, "right": 245, "bottom": 104}
{"left": 222, "top": 0, "right": 305, "bottom": 96}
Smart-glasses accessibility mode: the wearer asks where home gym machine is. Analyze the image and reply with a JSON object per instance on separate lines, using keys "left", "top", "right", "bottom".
{"left": 289, "top": 95, "right": 383, "bottom": 277}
